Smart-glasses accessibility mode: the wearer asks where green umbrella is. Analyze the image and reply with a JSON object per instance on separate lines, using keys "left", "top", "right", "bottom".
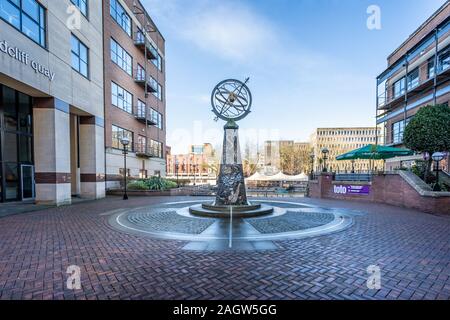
{"left": 336, "top": 144, "right": 414, "bottom": 161}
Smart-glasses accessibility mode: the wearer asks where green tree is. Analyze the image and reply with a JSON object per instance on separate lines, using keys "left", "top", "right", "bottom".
{"left": 403, "top": 104, "right": 450, "bottom": 183}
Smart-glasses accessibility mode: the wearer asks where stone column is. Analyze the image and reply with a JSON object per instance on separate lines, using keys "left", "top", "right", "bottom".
{"left": 79, "top": 116, "right": 106, "bottom": 199}
{"left": 215, "top": 121, "right": 248, "bottom": 206}
{"left": 33, "top": 98, "right": 71, "bottom": 206}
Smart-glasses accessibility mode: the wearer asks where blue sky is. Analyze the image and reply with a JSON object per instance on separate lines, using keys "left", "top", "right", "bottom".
{"left": 142, "top": 0, "right": 447, "bottom": 153}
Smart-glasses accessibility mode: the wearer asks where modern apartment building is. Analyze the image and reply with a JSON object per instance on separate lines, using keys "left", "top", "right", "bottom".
{"left": 103, "top": 0, "right": 166, "bottom": 189}
{"left": 310, "top": 128, "right": 381, "bottom": 172}
{"left": 0, "top": 0, "right": 105, "bottom": 205}
{"left": 376, "top": 2, "right": 450, "bottom": 169}
{"left": 166, "top": 144, "right": 217, "bottom": 185}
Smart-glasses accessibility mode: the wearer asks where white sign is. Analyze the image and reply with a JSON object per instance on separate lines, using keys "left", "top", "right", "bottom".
{"left": 0, "top": 40, "right": 55, "bottom": 81}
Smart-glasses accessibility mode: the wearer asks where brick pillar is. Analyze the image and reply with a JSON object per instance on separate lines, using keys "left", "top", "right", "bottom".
{"left": 318, "top": 173, "right": 333, "bottom": 198}
{"left": 79, "top": 116, "right": 105, "bottom": 199}
{"left": 33, "top": 98, "right": 71, "bottom": 206}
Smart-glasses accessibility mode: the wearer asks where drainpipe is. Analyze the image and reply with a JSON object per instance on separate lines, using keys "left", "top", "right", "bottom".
{"left": 433, "top": 28, "right": 439, "bottom": 105}
{"left": 375, "top": 78, "right": 379, "bottom": 146}
{"left": 403, "top": 56, "right": 409, "bottom": 127}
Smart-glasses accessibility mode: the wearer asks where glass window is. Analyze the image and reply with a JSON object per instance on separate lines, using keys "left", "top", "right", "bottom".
{"left": 19, "top": 135, "right": 32, "bottom": 163}
{"left": 150, "top": 108, "right": 163, "bottom": 129}
{"left": 110, "top": 0, "right": 131, "bottom": 36}
{"left": 149, "top": 139, "right": 163, "bottom": 158}
{"left": 136, "top": 100, "right": 146, "bottom": 117}
{"left": 4, "top": 162, "right": 19, "bottom": 200}
{"left": 391, "top": 118, "right": 412, "bottom": 145}
{"left": 136, "top": 64, "right": 145, "bottom": 81}
{"left": 71, "top": 34, "right": 89, "bottom": 77}
{"left": 0, "top": 0, "right": 20, "bottom": 29}
{"left": 3, "top": 85, "right": 17, "bottom": 131}
{"left": 428, "top": 59, "right": 435, "bottom": 79}
{"left": 112, "top": 125, "right": 133, "bottom": 150}
{"left": 18, "top": 92, "right": 32, "bottom": 134}
{"left": 407, "top": 68, "right": 419, "bottom": 90}
{"left": 71, "top": 0, "right": 87, "bottom": 17}
{"left": 111, "top": 82, "right": 133, "bottom": 113}
{"left": 137, "top": 135, "right": 147, "bottom": 153}
{"left": 4, "top": 132, "right": 18, "bottom": 162}
{"left": 152, "top": 82, "right": 163, "bottom": 100}
{"left": 110, "top": 38, "right": 133, "bottom": 76}
{"left": 439, "top": 48, "right": 450, "bottom": 72}
{"left": 393, "top": 77, "right": 405, "bottom": 98}
{"left": 152, "top": 53, "right": 163, "bottom": 72}
{"left": 22, "top": 0, "right": 38, "bottom": 20}
{"left": 0, "top": 0, "right": 45, "bottom": 47}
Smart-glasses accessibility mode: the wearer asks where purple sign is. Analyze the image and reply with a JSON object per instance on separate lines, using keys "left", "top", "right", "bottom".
{"left": 333, "top": 185, "right": 370, "bottom": 195}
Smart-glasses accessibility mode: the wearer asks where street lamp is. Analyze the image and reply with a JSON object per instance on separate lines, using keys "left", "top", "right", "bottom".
{"left": 432, "top": 152, "right": 445, "bottom": 191}
{"left": 309, "top": 152, "right": 315, "bottom": 179}
{"left": 121, "top": 136, "right": 130, "bottom": 200}
{"left": 193, "top": 160, "right": 197, "bottom": 186}
{"left": 321, "top": 148, "right": 329, "bottom": 173}
{"left": 175, "top": 158, "right": 179, "bottom": 188}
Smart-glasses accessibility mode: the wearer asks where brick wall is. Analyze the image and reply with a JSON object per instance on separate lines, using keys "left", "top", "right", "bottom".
{"left": 309, "top": 173, "right": 450, "bottom": 215}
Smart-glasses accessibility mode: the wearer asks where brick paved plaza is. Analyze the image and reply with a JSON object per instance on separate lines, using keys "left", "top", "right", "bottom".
{"left": 0, "top": 196, "right": 449, "bottom": 300}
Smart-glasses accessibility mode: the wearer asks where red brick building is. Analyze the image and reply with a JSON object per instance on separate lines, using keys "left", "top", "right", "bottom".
{"left": 376, "top": 2, "right": 450, "bottom": 171}
{"left": 166, "top": 144, "right": 218, "bottom": 185}
{"left": 103, "top": 0, "right": 166, "bottom": 188}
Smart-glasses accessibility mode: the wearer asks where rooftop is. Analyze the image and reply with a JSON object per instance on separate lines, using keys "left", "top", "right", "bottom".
{"left": 387, "top": 1, "right": 449, "bottom": 64}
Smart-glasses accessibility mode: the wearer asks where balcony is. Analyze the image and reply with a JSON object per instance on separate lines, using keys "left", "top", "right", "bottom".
{"left": 134, "top": 70, "right": 158, "bottom": 94}
{"left": 134, "top": 107, "right": 158, "bottom": 126}
{"left": 135, "top": 144, "right": 161, "bottom": 158}
{"left": 135, "top": 144, "right": 152, "bottom": 158}
{"left": 134, "top": 31, "right": 158, "bottom": 60}
{"left": 378, "top": 63, "right": 450, "bottom": 110}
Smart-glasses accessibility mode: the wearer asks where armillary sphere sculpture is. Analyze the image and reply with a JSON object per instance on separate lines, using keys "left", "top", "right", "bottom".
{"left": 189, "top": 78, "right": 274, "bottom": 218}
{"left": 211, "top": 78, "right": 252, "bottom": 123}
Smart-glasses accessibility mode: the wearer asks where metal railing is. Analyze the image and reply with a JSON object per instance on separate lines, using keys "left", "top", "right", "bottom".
{"left": 134, "top": 31, "right": 158, "bottom": 59}
{"left": 377, "top": 63, "right": 450, "bottom": 109}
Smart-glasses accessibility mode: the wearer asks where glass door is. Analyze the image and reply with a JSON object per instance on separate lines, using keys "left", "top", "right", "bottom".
{"left": 21, "top": 165, "right": 35, "bottom": 201}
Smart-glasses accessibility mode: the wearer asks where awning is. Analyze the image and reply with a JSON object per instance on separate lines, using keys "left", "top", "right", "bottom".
{"left": 336, "top": 144, "right": 414, "bottom": 161}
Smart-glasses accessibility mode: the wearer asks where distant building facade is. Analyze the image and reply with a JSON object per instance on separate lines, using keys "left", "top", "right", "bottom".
{"left": 310, "top": 128, "right": 381, "bottom": 172}
{"left": 166, "top": 143, "right": 218, "bottom": 185}
{"left": 263, "top": 140, "right": 311, "bottom": 174}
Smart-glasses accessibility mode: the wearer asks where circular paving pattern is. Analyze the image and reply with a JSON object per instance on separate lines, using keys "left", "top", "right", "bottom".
{"left": 109, "top": 200, "right": 354, "bottom": 250}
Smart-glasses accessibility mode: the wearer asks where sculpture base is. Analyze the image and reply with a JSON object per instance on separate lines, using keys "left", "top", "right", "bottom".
{"left": 189, "top": 202, "right": 274, "bottom": 218}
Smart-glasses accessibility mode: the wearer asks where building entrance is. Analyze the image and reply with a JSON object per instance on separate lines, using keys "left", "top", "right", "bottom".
{"left": 0, "top": 84, "right": 34, "bottom": 202}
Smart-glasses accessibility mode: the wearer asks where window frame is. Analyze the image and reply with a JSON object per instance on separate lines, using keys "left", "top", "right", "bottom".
{"left": 71, "top": 34, "right": 89, "bottom": 78}
{"left": 110, "top": 38, "right": 133, "bottom": 76}
{"left": 110, "top": 0, "right": 132, "bottom": 37}
{"left": 393, "top": 77, "right": 405, "bottom": 99}
{"left": 70, "top": 0, "right": 88, "bottom": 18}
{"left": 111, "top": 81, "right": 133, "bottom": 114}
{"left": 407, "top": 68, "right": 419, "bottom": 90}
{"left": 391, "top": 117, "right": 412, "bottom": 145}
{"left": 0, "top": 0, "right": 47, "bottom": 47}
{"left": 112, "top": 124, "right": 133, "bottom": 151}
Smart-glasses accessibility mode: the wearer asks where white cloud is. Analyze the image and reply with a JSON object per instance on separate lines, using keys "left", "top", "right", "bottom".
{"left": 143, "top": 0, "right": 277, "bottom": 62}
